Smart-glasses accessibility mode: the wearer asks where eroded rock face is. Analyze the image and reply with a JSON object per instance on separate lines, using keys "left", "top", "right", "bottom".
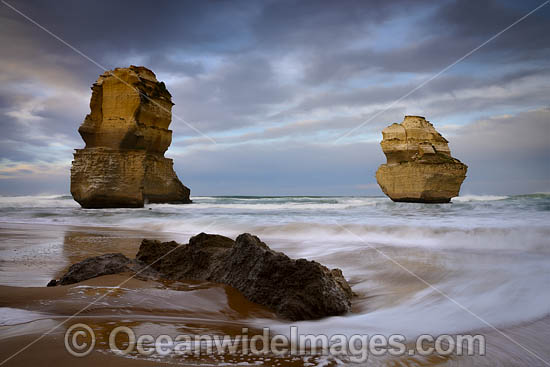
{"left": 49, "top": 233, "right": 353, "bottom": 321}
{"left": 71, "top": 66, "right": 190, "bottom": 208}
{"left": 56, "top": 253, "right": 134, "bottom": 285}
{"left": 376, "top": 116, "right": 467, "bottom": 203}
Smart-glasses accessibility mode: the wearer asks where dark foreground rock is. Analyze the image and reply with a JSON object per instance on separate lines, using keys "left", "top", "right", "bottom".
{"left": 48, "top": 253, "right": 134, "bottom": 286}
{"left": 60, "top": 253, "right": 133, "bottom": 285}
{"left": 49, "top": 233, "right": 353, "bottom": 321}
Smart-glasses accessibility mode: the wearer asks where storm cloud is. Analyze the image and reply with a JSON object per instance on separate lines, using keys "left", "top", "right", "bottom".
{"left": 0, "top": 0, "right": 549, "bottom": 195}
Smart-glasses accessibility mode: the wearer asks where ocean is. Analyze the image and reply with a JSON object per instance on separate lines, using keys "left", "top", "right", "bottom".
{"left": 1, "top": 194, "right": 549, "bottom": 366}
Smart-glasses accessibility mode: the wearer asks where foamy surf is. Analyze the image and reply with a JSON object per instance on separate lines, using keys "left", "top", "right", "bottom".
{"left": 451, "top": 194, "right": 509, "bottom": 202}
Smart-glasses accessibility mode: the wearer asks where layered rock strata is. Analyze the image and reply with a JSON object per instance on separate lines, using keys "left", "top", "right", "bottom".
{"left": 71, "top": 66, "right": 190, "bottom": 208}
{"left": 49, "top": 233, "right": 354, "bottom": 321}
{"left": 376, "top": 116, "right": 467, "bottom": 203}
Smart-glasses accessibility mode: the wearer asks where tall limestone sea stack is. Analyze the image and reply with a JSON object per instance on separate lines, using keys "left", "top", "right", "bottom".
{"left": 376, "top": 116, "right": 467, "bottom": 203}
{"left": 71, "top": 66, "right": 191, "bottom": 208}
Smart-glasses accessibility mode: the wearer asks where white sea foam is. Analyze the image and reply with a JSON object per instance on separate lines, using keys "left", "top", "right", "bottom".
{"left": 265, "top": 246, "right": 550, "bottom": 340}
{"left": 451, "top": 194, "right": 509, "bottom": 202}
{"left": 0, "top": 307, "right": 48, "bottom": 326}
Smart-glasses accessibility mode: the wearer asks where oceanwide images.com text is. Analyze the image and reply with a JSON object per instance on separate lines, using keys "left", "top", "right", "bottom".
{"left": 65, "top": 324, "right": 486, "bottom": 362}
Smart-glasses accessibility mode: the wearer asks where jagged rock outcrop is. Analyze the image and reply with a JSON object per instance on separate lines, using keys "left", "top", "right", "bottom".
{"left": 48, "top": 233, "right": 353, "bottom": 321}
{"left": 52, "top": 253, "right": 135, "bottom": 286}
{"left": 376, "top": 116, "right": 467, "bottom": 203}
{"left": 71, "top": 66, "right": 191, "bottom": 208}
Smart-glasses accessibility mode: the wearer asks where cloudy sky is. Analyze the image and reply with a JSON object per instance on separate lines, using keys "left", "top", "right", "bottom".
{"left": 0, "top": 0, "right": 549, "bottom": 196}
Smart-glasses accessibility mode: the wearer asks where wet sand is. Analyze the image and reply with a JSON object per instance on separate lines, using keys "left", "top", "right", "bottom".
{"left": 1, "top": 222, "right": 550, "bottom": 366}
{"left": 0, "top": 222, "right": 186, "bottom": 286}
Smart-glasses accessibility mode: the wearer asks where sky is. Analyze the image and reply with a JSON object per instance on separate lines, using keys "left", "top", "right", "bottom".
{"left": 0, "top": 0, "right": 549, "bottom": 196}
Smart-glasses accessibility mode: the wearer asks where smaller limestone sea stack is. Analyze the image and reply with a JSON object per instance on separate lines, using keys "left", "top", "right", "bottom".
{"left": 376, "top": 116, "right": 467, "bottom": 203}
{"left": 71, "top": 66, "right": 190, "bottom": 208}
